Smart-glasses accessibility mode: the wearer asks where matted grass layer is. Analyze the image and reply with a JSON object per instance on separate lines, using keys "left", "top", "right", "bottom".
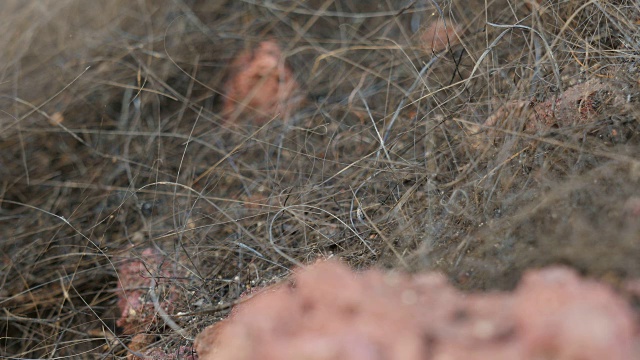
{"left": 1, "top": 0, "right": 638, "bottom": 357}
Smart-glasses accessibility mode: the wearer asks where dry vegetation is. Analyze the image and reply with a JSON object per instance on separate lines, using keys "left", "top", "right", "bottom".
{"left": 0, "top": 0, "right": 639, "bottom": 358}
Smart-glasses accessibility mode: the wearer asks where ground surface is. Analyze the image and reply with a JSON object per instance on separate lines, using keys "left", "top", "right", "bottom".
{"left": 0, "top": 0, "right": 639, "bottom": 358}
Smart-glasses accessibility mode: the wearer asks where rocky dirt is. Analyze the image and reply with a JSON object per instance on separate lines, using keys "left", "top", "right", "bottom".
{"left": 193, "top": 260, "right": 639, "bottom": 360}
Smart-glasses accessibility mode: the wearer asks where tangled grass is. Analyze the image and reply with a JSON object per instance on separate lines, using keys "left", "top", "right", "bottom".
{"left": 1, "top": 0, "right": 639, "bottom": 357}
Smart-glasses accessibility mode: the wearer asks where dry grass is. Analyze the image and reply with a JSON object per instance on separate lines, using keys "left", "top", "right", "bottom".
{"left": 0, "top": 0, "right": 639, "bottom": 358}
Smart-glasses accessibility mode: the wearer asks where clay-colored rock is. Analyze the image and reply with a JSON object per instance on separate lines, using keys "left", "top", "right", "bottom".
{"left": 195, "top": 260, "right": 639, "bottom": 360}
{"left": 514, "top": 268, "right": 636, "bottom": 360}
{"left": 222, "top": 40, "right": 303, "bottom": 125}
{"left": 483, "top": 79, "right": 633, "bottom": 133}
{"left": 420, "top": 17, "right": 463, "bottom": 53}
{"left": 116, "top": 248, "right": 183, "bottom": 335}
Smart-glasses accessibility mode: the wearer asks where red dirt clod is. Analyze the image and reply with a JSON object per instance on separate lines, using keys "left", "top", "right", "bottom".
{"left": 483, "top": 79, "right": 632, "bottom": 133}
{"left": 420, "top": 17, "right": 463, "bottom": 53}
{"left": 116, "top": 248, "right": 181, "bottom": 336}
{"left": 222, "top": 40, "right": 303, "bottom": 125}
{"left": 513, "top": 267, "right": 636, "bottom": 360}
{"left": 194, "top": 260, "right": 639, "bottom": 360}
{"left": 622, "top": 197, "right": 640, "bottom": 218}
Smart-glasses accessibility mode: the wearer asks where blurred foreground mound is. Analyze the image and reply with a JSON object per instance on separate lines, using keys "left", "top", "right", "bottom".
{"left": 195, "top": 260, "right": 638, "bottom": 360}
